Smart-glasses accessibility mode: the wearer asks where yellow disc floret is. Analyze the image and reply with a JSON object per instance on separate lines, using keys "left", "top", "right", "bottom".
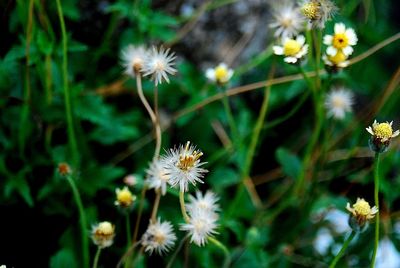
{"left": 283, "top": 39, "right": 301, "bottom": 56}
{"left": 373, "top": 122, "right": 393, "bottom": 140}
{"left": 301, "top": 2, "right": 320, "bottom": 20}
{"left": 215, "top": 66, "right": 229, "bottom": 83}
{"left": 332, "top": 33, "right": 349, "bottom": 49}
{"left": 328, "top": 51, "right": 347, "bottom": 65}
{"left": 353, "top": 198, "right": 372, "bottom": 216}
{"left": 115, "top": 186, "right": 135, "bottom": 207}
{"left": 177, "top": 142, "right": 203, "bottom": 171}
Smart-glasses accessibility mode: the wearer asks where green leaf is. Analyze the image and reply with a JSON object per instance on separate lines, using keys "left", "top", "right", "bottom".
{"left": 37, "top": 30, "right": 53, "bottom": 55}
{"left": 275, "top": 147, "right": 302, "bottom": 179}
{"left": 50, "top": 248, "right": 77, "bottom": 268}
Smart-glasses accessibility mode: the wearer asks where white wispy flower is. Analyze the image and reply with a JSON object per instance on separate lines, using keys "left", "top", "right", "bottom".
{"left": 145, "top": 159, "right": 170, "bottom": 195}
{"left": 324, "top": 87, "right": 354, "bottom": 120}
{"left": 121, "top": 45, "right": 148, "bottom": 77}
{"left": 375, "top": 237, "right": 400, "bottom": 268}
{"left": 141, "top": 218, "right": 176, "bottom": 255}
{"left": 300, "top": 0, "right": 337, "bottom": 29}
{"left": 324, "top": 23, "right": 358, "bottom": 57}
{"left": 186, "top": 190, "right": 219, "bottom": 218}
{"left": 142, "top": 46, "right": 177, "bottom": 86}
{"left": 162, "top": 141, "right": 208, "bottom": 192}
{"left": 269, "top": 1, "right": 306, "bottom": 39}
{"left": 180, "top": 209, "right": 218, "bottom": 247}
{"left": 205, "top": 63, "right": 234, "bottom": 84}
{"left": 273, "top": 35, "right": 308, "bottom": 63}
{"left": 91, "top": 221, "right": 116, "bottom": 248}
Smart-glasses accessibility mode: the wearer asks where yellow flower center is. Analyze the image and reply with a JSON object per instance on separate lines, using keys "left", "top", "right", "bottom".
{"left": 373, "top": 123, "right": 393, "bottom": 139}
{"left": 215, "top": 66, "right": 229, "bottom": 82}
{"left": 328, "top": 51, "right": 347, "bottom": 65}
{"left": 301, "top": 2, "right": 319, "bottom": 20}
{"left": 353, "top": 199, "right": 371, "bottom": 216}
{"left": 116, "top": 187, "right": 134, "bottom": 206}
{"left": 283, "top": 39, "right": 301, "bottom": 56}
{"left": 177, "top": 142, "right": 203, "bottom": 171}
{"left": 154, "top": 231, "right": 166, "bottom": 244}
{"left": 97, "top": 222, "right": 114, "bottom": 236}
{"left": 333, "top": 33, "right": 349, "bottom": 49}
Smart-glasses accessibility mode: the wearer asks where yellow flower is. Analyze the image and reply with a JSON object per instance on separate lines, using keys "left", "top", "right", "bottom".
{"left": 273, "top": 35, "right": 308, "bottom": 64}
{"left": 91, "top": 221, "right": 115, "bottom": 248}
{"left": 346, "top": 198, "right": 378, "bottom": 227}
{"left": 205, "top": 63, "right": 234, "bottom": 84}
{"left": 366, "top": 120, "right": 399, "bottom": 143}
{"left": 323, "top": 50, "right": 349, "bottom": 69}
{"left": 115, "top": 186, "right": 136, "bottom": 208}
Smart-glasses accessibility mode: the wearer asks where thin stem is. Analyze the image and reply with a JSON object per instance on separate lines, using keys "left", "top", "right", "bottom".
{"left": 135, "top": 74, "right": 161, "bottom": 158}
{"left": 126, "top": 214, "right": 132, "bottom": 249}
{"left": 329, "top": 231, "right": 356, "bottom": 268}
{"left": 150, "top": 189, "right": 161, "bottom": 222}
{"left": 56, "top": 0, "right": 79, "bottom": 166}
{"left": 219, "top": 85, "right": 239, "bottom": 141}
{"left": 166, "top": 235, "right": 190, "bottom": 268}
{"left": 66, "top": 175, "right": 89, "bottom": 268}
{"left": 132, "top": 185, "right": 147, "bottom": 243}
{"left": 92, "top": 247, "right": 101, "bottom": 268}
{"left": 117, "top": 241, "right": 141, "bottom": 268}
{"left": 179, "top": 191, "right": 190, "bottom": 223}
{"left": 371, "top": 152, "right": 380, "bottom": 268}
{"left": 209, "top": 237, "right": 231, "bottom": 268}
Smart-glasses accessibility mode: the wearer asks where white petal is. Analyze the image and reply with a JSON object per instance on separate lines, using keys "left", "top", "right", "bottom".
{"left": 205, "top": 69, "right": 215, "bottom": 81}
{"left": 392, "top": 130, "right": 400, "bottom": 138}
{"left": 366, "top": 127, "right": 374, "bottom": 135}
{"left": 345, "top": 28, "right": 358, "bottom": 45}
{"left": 334, "top": 23, "right": 346, "bottom": 34}
{"left": 284, "top": 56, "right": 297, "bottom": 63}
{"left": 326, "top": 46, "right": 337, "bottom": 56}
{"left": 342, "top": 46, "right": 354, "bottom": 56}
{"left": 323, "top": 35, "right": 333, "bottom": 45}
{"left": 227, "top": 69, "right": 234, "bottom": 80}
{"left": 297, "top": 45, "right": 308, "bottom": 58}
{"left": 296, "top": 35, "right": 305, "bottom": 46}
{"left": 273, "top": 46, "right": 284, "bottom": 55}
{"left": 218, "top": 63, "right": 227, "bottom": 69}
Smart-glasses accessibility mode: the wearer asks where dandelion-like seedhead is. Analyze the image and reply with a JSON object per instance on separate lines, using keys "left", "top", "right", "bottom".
{"left": 324, "top": 23, "right": 358, "bottom": 57}
{"left": 145, "top": 159, "right": 170, "bottom": 196}
{"left": 205, "top": 63, "right": 234, "bottom": 85}
{"left": 366, "top": 120, "right": 399, "bottom": 153}
{"left": 273, "top": 35, "right": 308, "bottom": 64}
{"left": 269, "top": 1, "right": 306, "bottom": 39}
{"left": 162, "top": 141, "right": 208, "bottom": 192}
{"left": 324, "top": 87, "right": 354, "bottom": 120}
{"left": 301, "top": 0, "right": 338, "bottom": 29}
{"left": 91, "top": 221, "right": 115, "bottom": 248}
{"left": 114, "top": 186, "right": 136, "bottom": 209}
{"left": 121, "top": 45, "right": 148, "bottom": 77}
{"left": 180, "top": 209, "right": 219, "bottom": 247}
{"left": 141, "top": 218, "right": 176, "bottom": 255}
{"left": 346, "top": 198, "right": 378, "bottom": 231}
{"left": 186, "top": 190, "right": 220, "bottom": 218}
{"left": 142, "top": 46, "right": 177, "bottom": 86}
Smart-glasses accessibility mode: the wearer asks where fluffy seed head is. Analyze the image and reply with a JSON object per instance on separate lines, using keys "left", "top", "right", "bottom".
{"left": 141, "top": 218, "right": 176, "bottom": 255}
{"left": 142, "top": 46, "right": 177, "bottom": 86}
{"left": 91, "top": 221, "right": 115, "bottom": 248}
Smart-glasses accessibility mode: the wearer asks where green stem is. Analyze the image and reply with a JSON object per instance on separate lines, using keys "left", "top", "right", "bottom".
{"left": 208, "top": 237, "right": 231, "bottom": 268}
{"left": 179, "top": 191, "right": 190, "bottom": 223}
{"left": 329, "top": 231, "right": 356, "bottom": 268}
{"left": 371, "top": 152, "right": 380, "bottom": 268}
{"left": 66, "top": 175, "right": 89, "bottom": 268}
{"left": 219, "top": 85, "right": 239, "bottom": 141}
{"left": 126, "top": 214, "right": 132, "bottom": 248}
{"left": 92, "top": 247, "right": 101, "bottom": 268}
{"left": 56, "top": 0, "right": 79, "bottom": 166}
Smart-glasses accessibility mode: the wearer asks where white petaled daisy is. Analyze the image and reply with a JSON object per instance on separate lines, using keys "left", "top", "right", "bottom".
{"left": 186, "top": 190, "right": 219, "bottom": 218}
{"left": 322, "top": 50, "right": 350, "bottom": 69}
{"left": 162, "top": 141, "right": 208, "bottom": 192}
{"left": 91, "top": 221, "right": 116, "bottom": 248}
{"left": 145, "top": 159, "right": 171, "bottom": 196}
{"left": 324, "top": 23, "right": 358, "bottom": 57}
{"left": 300, "top": 0, "right": 337, "bottom": 29}
{"left": 142, "top": 46, "right": 177, "bottom": 86}
{"left": 273, "top": 35, "right": 308, "bottom": 63}
{"left": 346, "top": 197, "right": 378, "bottom": 227}
{"left": 269, "top": 1, "right": 306, "bottom": 39}
{"left": 205, "top": 63, "right": 234, "bottom": 85}
{"left": 366, "top": 120, "right": 400, "bottom": 144}
{"left": 180, "top": 209, "right": 218, "bottom": 247}
{"left": 324, "top": 87, "right": 354, "bottom": 120}
{"left": 141, "top": 218, "right": 176, "bottom": 255}
{"left": 121, "top": 45, "right": 148, "bottom": 77}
